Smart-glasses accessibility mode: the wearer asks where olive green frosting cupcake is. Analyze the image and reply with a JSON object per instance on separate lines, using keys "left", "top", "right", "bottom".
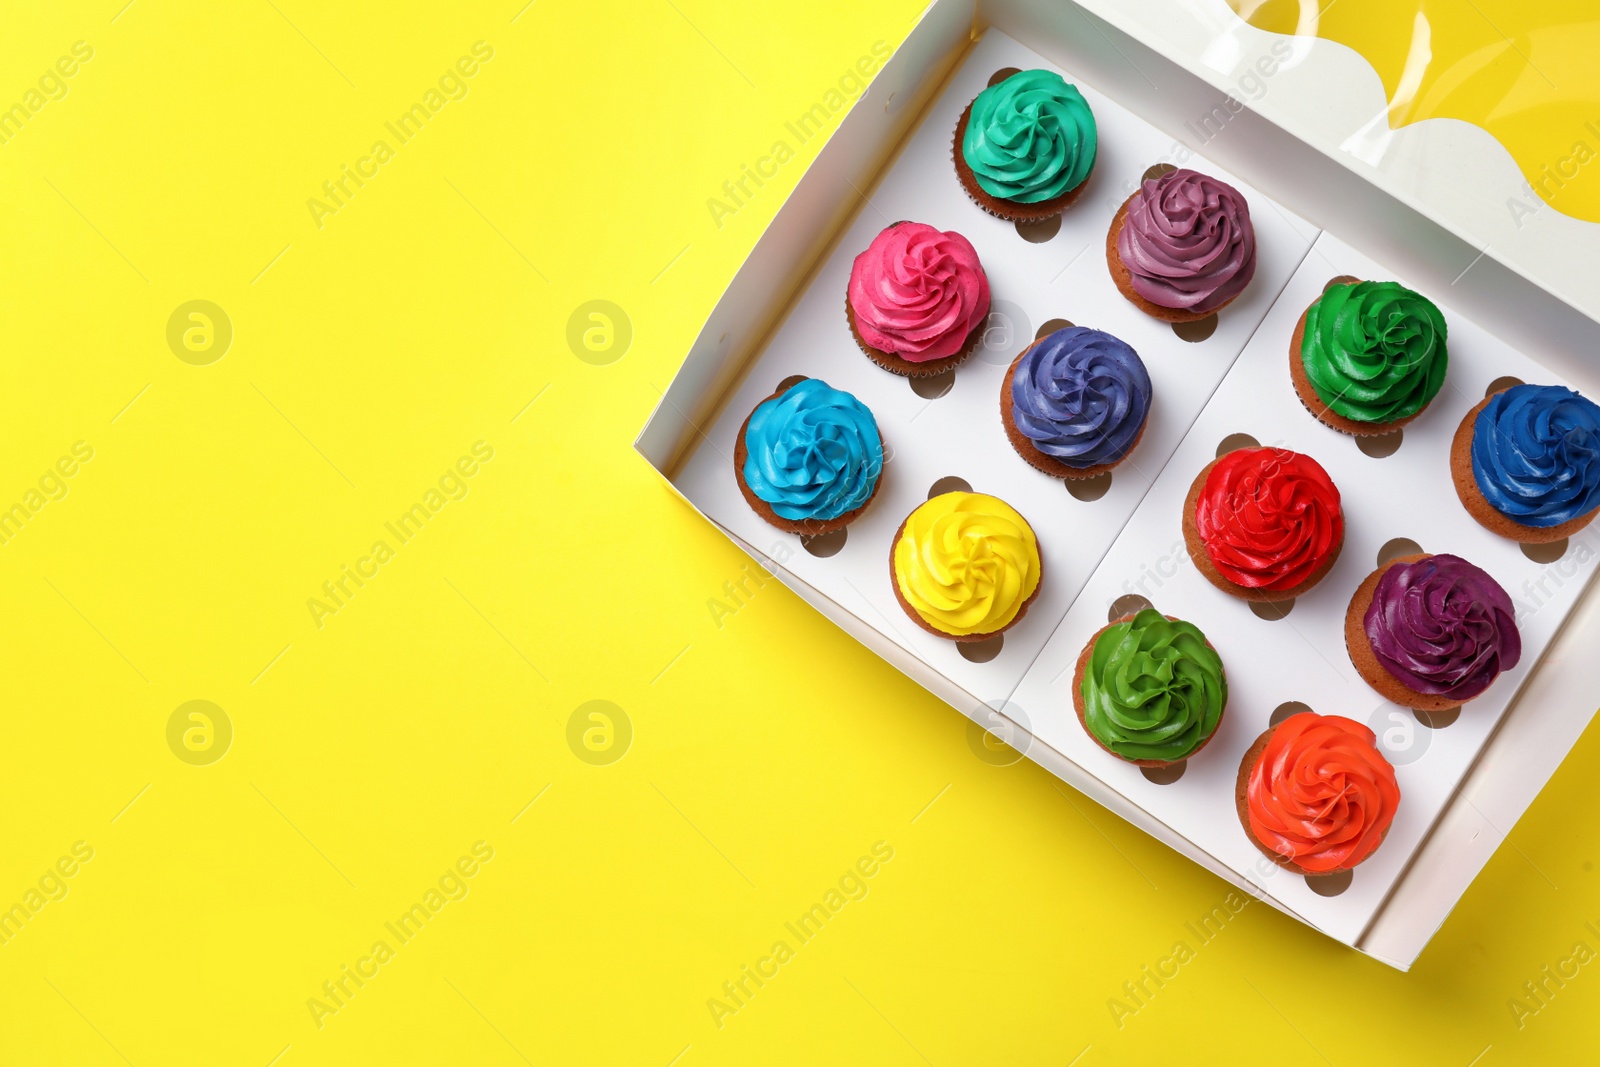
{"left": 1077, "top": 610, "right": 1226, "bottom": 765}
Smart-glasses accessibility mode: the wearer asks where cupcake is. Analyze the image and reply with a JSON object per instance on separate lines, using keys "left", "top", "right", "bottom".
{"left": 1237, "top": 712, "right": 1399, "bottom": 875}
{"left": 889, "top": 491, "right": 1041, "bottom": 642}
{"left": 1452, "top": 383, "right": 1600, "bottom": 544}
{"left": 1290, "top": 280, "right": 1448, "bottom": 435}
{"left": 847, "top": 221, "right": 990, "bottom": 377}
{"left": 1182, "top": 447, "right": 1344, "bottom": 602}
{"left": 1001, "top": 326, "right": 1152, "bottom": 479}
{"left": 1345, "top": 553, "right": 1521, "bottom": 710}
{"left": 953, "top": 69, "right": 1096, "bottom": 221}
{"left": 1107, "top": 168, "right": 1256, "bottom": 323}
{"left": 1072, "top": 609, "right": 1226, "bottom": 767}
{"left": 734, "top": 377, "right": 884, "bottom": 535}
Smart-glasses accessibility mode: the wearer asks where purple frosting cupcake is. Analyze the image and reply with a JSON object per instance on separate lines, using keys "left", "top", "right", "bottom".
{"left": 1360, "top": 554, "right": 1521, "bottom": 705}
{"left": 1110, "top": 168, "right": 1256, "bottom": 321}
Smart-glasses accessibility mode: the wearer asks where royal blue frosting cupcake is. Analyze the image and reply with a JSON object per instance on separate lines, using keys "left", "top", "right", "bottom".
{"left": 1453, "top": 383, "right": 1600, "bottom": 542}
{"left": 735, "top": 378, "right": 884, "bottom": 533}
{"left": 1002, "top": 326, "right": 1152, "bottom": 478}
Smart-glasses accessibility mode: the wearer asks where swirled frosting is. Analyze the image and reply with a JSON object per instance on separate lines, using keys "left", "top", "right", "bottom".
{"left": 893, "top": 492, "right": 1040, "bottom": 636}
{"left": 1195, "top": 448, "right": 1343, "bottom": 591}
{"left": 1364, "top": 554, "right": 1521, "bottom": 701}
{"left": 962, "top": 69, "right": 1096, "bottom": 203}
{"left": 1116, "top": 169, "right": 1256, "bottom": 314}
{"left": 1010, "top": 327, "right": 1151, "bottom": 468}
{"left": 1301, "top": 281, "right": 1448, "bottom": 423}
{"left": 1471, "top": 384, "right": 1600, "bottom": 528}
{"left": 1082, "top": 610, "right": 1225, "bottom": 762}
{"left": 1246, "top": 713, "right": 1399, "bottom": 873}
{"left": 848, "top": 222, "right": 990, "bottom": 361}
{"left": 742, "top": 379, "right": 883, "bottom": 521}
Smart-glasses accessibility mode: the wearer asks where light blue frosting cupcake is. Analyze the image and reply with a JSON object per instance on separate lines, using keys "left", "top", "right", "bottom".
{"left": 742, "top": 379, "right": 883, "bottom": 521}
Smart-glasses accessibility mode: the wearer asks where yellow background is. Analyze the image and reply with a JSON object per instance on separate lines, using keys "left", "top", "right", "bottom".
{"left": 1, "top": 1, "right": 1597, "bottom": 1063}
{"left": 1232, "top": 0, "right": 1600, "bottom": 222}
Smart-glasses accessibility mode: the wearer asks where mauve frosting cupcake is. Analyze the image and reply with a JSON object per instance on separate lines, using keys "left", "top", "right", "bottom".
{"left": 1108, "top": 168, "right": 1256, "bottom": 323}
{"left": 847, "top": 221, "right": 990, "bottom": 377}
{"left": 1001, "top": 326, "right": 1151, "bottom": 478}
{"left": 1345, "top": 553, "right": 1522, "bottom": 710}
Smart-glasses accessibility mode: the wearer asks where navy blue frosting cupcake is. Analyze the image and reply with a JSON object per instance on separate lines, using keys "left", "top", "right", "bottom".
{"left": 1453, "top": 383, "right": 1600, "bottom": 542}
{"left": 1002, "top": 326, "right": 1152, "bottom": 478}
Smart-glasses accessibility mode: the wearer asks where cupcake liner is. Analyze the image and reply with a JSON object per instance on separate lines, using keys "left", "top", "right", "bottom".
{"left": 846, "top": 293, "right": 981, "bottom": 378}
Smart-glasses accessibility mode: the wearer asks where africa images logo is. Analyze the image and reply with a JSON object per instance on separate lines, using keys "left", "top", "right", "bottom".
{"left": 305, "top": 842, "right": 495, "bottom": 1030}
{"left": 0, "top": 40, "right": 94, "bottom": 147}
{"left": 704, "top": 41, "right": 890, "bottom": 230}
{"left": 305, "top": 441, "right": 494, "bottom": 629}
{"left": 306, "top": 42, "right": 495, "bottom": 230}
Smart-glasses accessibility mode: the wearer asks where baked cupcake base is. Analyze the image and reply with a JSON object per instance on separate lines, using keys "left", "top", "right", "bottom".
{"left": 847, "top": 293, "right": 983, "bottom": 379}
{"left": 1181, "top": 456, "right": 1344, "bottom": 602}
{"left": 999, "top": 340, "right": 1148, "bottom": 480}
{"left": 733, "top": 381, "right": 884, "bottom": 536}
{"left": 1105, "top": 194, "right": 1237, "bottom": 324}
{"left": 1450, "top": 389, "right": 1598, "bottom": 544}
{"left": 1233, "top": 721, "right": 1389, "bottom": 875}
{"left": 951, "top": 101, "right": 1089, "bottom": 223}
{"left": 1288, "top": 291, "right": 1428, "bottom": 437}
{"left": 1343, "top": 553, "right": 1463, "bottom": 711}
{"left": 886, "top": 504, "right": 1043, "bottom": 643}
{"left": 1071, "top": 613, "right": 1224, "bottom": 767}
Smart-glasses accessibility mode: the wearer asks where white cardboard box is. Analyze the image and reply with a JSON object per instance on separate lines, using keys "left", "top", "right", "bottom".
{"left": 636, "top": 0, "right": 1600, "bottom": 970}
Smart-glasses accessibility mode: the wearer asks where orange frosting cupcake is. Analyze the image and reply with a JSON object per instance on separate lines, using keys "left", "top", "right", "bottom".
{"left": 1236, "top": 712, "right": 1400, "bottom": 875}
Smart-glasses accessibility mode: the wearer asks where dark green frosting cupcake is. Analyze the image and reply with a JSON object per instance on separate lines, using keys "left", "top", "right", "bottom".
{"left": 1080, "top": 610, "right": 1226, "bottom": 763}
{"left": 1300, "top": 280, "right": 1447, "bottom": 424}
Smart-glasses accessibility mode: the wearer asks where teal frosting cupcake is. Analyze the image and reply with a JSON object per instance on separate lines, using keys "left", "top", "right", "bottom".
{"left": 961, "top": 69, "right": 1097, "bottom": 205}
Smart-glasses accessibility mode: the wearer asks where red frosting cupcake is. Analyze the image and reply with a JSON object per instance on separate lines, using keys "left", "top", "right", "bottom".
{"left": 1182, "top": 447, "right": 1344, "bottom": 602}
{"left": 1236, "top": 712, "right": 1400, "bottom": 875}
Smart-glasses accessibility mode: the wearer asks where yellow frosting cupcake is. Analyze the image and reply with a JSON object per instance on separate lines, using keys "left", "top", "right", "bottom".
{"left": 890, "top": 491, "right": 1042, "bottom": 639}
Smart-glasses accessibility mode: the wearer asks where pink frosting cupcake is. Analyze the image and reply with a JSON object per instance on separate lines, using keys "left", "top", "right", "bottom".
{"left": 847, "top": 221, "right": 991, "bottom": 377}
